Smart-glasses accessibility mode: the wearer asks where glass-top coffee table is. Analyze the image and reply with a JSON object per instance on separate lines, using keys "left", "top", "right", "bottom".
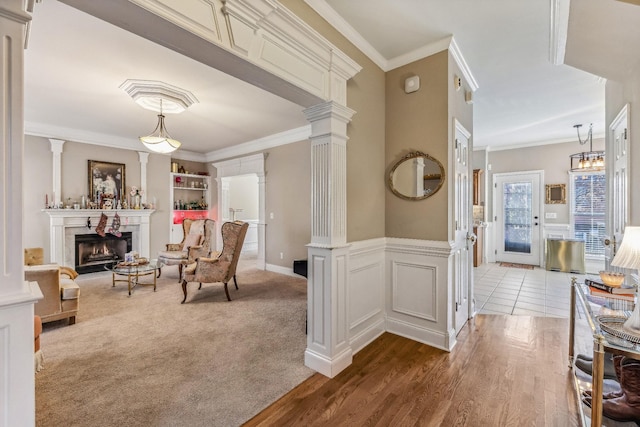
{"left": 107, "top": 259, "right": 163, "bottom": 295}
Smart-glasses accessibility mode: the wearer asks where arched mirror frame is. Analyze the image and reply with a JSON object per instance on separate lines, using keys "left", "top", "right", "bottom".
{"left": 388, "top": 151, "right": 446, "bottom": 201}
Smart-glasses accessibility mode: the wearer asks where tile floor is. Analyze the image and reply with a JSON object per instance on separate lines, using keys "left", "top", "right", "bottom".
{"left": 474, "top": 262, "right": 595, "bottom": 318}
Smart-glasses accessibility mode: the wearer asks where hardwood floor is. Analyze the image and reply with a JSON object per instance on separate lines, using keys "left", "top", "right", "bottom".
{"left": 244, "top": 315, "right": 580, "bottom": 426}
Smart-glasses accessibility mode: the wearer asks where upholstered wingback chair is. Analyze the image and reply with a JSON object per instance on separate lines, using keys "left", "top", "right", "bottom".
{"left": 158, "top": 219, "right": 215, "bottom": 281}
{"left": 181, "top": 221, "right": 249, "bottom": 303}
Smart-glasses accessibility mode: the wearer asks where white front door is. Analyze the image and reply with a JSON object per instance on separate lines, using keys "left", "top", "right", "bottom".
{"left": 606, "top": 104, "right": 629, "bottom": 266}
{"left": 454, "top": 120, "right": 472, "bottom": 334}
{"left": 494, "top": 171, "right": 543, "bottom": 266}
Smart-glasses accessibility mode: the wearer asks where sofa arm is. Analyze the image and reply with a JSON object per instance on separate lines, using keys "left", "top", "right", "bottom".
{"left": 25, "top": 265, "right": 63, "bottom": 318}
{"left": 59, "top": 266, "right": 78, "bottom": 280}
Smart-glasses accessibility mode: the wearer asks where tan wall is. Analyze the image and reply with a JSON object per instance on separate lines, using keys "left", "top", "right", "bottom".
{"left": 24, "top": 136, "right": 53, "bottom": 260}
{"left": 278, "top": 0, "right": 386, "bottom": 243}
{"left": 265, "top": 140, "right": 311, "bottom": 266}
{"left": 486, "top": 138, "right": 605, "bottom": 223}
{"left": 385, "top": 51, "right": 449, "bottom": 240}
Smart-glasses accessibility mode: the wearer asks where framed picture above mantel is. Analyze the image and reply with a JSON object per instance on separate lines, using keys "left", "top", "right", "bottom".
{"left": 88, "top": 160, "right": 126, "bottom": 204}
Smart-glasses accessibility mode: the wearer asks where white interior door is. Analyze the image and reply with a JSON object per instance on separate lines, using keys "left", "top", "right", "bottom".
{"left": 606, "top": 104, "right": 629, "bottom": 266}
{"left": 454, "top": 120, "right": 472, "bottom": 334}
{"left": 494, "top": 171, "right": 543, "bottom": 266}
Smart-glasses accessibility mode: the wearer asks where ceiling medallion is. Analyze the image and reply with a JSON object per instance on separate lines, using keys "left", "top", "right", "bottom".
{"left": 119, "top": 79, "right": 198, "bottom": 114}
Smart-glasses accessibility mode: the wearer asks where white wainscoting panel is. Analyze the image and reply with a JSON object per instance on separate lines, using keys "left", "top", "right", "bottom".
{"left": 385, "top": 238, "right": 454, "bottom": 351}
{"left": 243, "top": 219, "right": 259, "bottom": 252}
{"left": 391, "top": 261, "right": 437, "bottom": 321}
{"left": 347, "top": 238, "right": 385, "bottom": 354}
{"left": 309, "top": 252, "right": 327, "bottom": 349}
{"left": 544, "top": 223, "right": 571, "bottom": 239}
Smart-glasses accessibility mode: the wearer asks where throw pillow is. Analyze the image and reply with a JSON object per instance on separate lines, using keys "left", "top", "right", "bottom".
{"left": 182, "top": 233, "right": 202, "bottom": 252}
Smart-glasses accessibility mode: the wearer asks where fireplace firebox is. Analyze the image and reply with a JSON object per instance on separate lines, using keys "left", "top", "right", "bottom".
{"left": 74, "top": 232, "right": 132, "bottom": 274}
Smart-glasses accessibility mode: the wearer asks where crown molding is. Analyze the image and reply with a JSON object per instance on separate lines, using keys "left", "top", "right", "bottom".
{"left": 25, "top": 120, "right": 311, "bottom": 161}
{"left": 303, "top": 0, "right": 388, "bottom": 70}
{"left": 25, "top": 121, "right": 147, "bottom": 152}
{"left": 303, "top": 0, "right": 478, "bottom": 87}
{"left": 449, "top": 37, "right": 479, "bottom": 92}
{"left": 386, "top": 36, "right": 450, "bottom": 71}
{"left": 483, "top": 133, "right": 606, "bottom": 152}
{"left": 25, "top": 121, "right": 201, "bottom": 156}
{"left": 205, "top": 125, "right": 311, "bottom": 162}
{"left": 549, "top": 0, "right": 569, "bottom": 65}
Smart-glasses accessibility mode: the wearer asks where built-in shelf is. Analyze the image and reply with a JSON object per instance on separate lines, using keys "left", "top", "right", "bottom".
{"left": 170, "top": 172, "right": 211, "bottom": 243}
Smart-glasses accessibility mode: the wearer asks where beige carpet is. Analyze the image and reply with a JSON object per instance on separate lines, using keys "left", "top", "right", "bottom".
{"left": 36, "top": 261, "right": 313, "bottom": 427}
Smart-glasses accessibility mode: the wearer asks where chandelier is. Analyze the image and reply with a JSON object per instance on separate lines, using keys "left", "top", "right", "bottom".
{"left": 139, "top": 99, "right": 181, "bottom": 154}
{"left": 569, "top": 123, "right": 605, "bottom": 172}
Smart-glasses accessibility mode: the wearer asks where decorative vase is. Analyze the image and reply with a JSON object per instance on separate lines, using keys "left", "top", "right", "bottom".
{"left": 134, "top": 190, "right": 141, "bottom": 210}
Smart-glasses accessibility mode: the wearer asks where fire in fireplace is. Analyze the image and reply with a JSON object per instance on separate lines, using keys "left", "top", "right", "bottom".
{"left": 75, "top": 232, "right": 132, "bottom": 274}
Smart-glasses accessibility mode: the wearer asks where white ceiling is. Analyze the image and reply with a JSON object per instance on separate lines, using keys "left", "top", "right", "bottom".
{"left": 24, "top": 0, "right": 614, "bottom": 157}
{"left": 25, "top": 0, "right": 308, "bottom": 158}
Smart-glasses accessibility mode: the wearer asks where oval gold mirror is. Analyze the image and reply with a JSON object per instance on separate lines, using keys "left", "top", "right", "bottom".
{"left": 388, "top": 151, "right": 445, "bottom": 201}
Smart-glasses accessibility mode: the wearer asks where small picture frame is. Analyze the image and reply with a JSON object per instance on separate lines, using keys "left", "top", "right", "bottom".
{"left": 545, "top": 184, "right": 566, "bottom": 204}
{"left": 88, "top": 160, "right": 126, "bottom": 203}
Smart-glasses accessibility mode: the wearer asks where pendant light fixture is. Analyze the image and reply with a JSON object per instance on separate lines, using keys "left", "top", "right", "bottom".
{"left": 569, "top": 123, "right": 605, "bottom": 172}
{"left": 139, "top": 99, "right": 182, "bottom": 154}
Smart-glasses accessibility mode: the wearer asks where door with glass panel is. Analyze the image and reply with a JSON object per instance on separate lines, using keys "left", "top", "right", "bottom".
{"left": 494, "top": 171, "right": 543, "bottom": 266}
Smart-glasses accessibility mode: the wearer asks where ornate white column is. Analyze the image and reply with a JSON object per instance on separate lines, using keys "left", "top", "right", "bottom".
{"left": 303, "top": 101, "right": 355, "bottom": 378}
{"left": 138, "top": 151, "right": 149, "bottom": 204}
{"left": 0, "top": 2, "right": 40, "bottom": 426}
{"left": 50, "top": 139, "right": 65, "bottom": 206}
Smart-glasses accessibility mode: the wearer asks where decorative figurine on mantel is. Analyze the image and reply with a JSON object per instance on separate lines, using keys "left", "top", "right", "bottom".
{"left": 122, "top": 200, "right": 128, "bottom": 210}
{"left": 130, "top": 187, "right": 142, "bottom": 210}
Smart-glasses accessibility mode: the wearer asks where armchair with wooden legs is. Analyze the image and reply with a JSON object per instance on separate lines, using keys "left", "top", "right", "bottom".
{"left": 181, "top": 221, "right": 248, "bottom": 303}
{"left": 158, "top": 219, "right": 215, "bottom": 281}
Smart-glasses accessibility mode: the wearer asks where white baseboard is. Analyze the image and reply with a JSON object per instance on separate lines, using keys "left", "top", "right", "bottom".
{"left": 386, "top": 317, "right": 455, "bottom": 352}
{"left": 304, "top": 347, "right": 353, "bottom": 378}
{"left": 349, "top": 318, "right": 385, "bottom": 355}
{"left": 265, "top": 263, "right": 303, "bottom": 278}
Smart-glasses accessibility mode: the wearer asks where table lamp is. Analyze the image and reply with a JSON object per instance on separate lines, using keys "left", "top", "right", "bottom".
{"left": 611, "top": 226, "right": 640, "bottom": 333}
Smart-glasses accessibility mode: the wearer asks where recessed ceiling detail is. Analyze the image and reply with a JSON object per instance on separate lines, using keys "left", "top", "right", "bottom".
{"left": 119, "top": 79, "right": 199, "bottom": 114}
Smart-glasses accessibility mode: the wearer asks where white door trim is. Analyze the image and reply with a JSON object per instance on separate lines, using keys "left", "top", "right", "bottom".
{"left": 212, "top": 153, "right": 266, "bottom": 270}
{"left": 492, "top": 170, "right": 545, "bottom": 266}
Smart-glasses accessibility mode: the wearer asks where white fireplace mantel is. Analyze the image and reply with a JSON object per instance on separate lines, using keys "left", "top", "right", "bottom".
{"left": 44, "top": 209, "right": 155, "bottom": 267}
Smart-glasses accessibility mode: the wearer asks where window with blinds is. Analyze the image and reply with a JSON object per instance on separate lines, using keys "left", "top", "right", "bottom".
{"left": 571, "top": 172, "right": 606, "bottom": 257}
